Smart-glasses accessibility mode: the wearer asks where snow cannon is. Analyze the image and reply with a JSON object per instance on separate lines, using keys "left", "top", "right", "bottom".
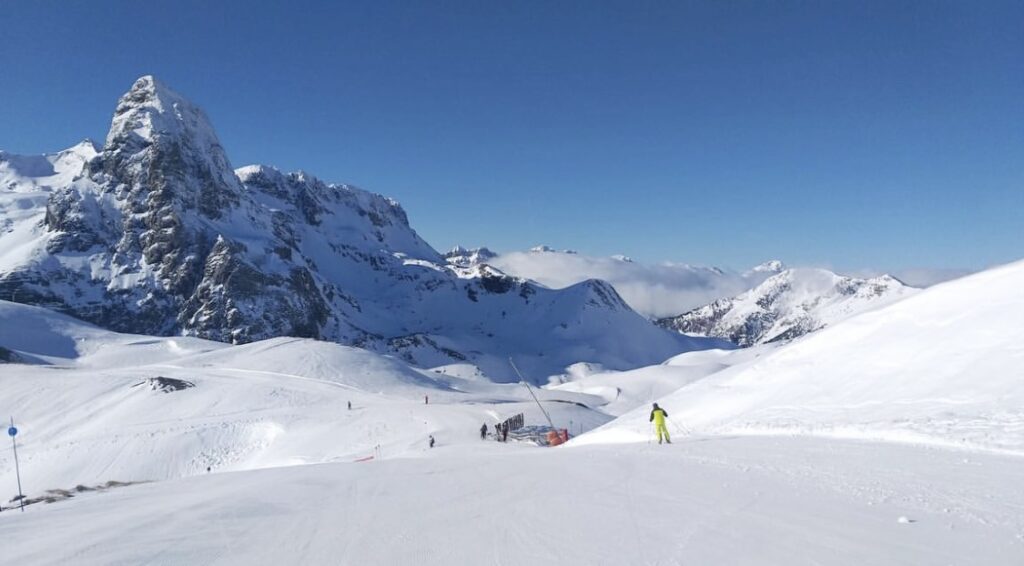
{"left": 546, "top": 429, "right": 570, "bottom": 447}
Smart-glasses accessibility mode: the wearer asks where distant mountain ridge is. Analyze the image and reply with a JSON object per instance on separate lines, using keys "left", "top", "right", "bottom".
{"left": 657, "top": 268, "right": 916, "bottom": 346}
{"left": 0, "top": 76, "right": 707, "bottom": 381}
{"left": 446, "top": 245, "right": 789, "bottom": 318}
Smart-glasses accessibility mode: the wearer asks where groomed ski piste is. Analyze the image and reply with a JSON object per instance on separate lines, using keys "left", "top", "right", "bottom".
{"left": 1, "top": 260, "right": 1023, "bottom": 565}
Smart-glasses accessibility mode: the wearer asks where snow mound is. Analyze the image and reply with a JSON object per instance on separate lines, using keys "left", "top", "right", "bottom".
{"left": 0, "top": 300, "right": 226, "bottom": 364}
{"left": 174, "top": 336, "right": 456, "bottom": 395}
{"left": 551, "top": 345, "right": 772, "bottom": 416}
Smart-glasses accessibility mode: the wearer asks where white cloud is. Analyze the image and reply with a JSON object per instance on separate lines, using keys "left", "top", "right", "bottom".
{"left": 486, "top": 249, "right": 973, "bottom": 319}
{"left": 489, "top": 250, "right": 773, "bottom": 318}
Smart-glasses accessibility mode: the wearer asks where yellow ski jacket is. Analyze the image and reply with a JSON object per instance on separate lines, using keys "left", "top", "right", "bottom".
{"left": 650, "top": 407, "right": 668, "bottom": 426}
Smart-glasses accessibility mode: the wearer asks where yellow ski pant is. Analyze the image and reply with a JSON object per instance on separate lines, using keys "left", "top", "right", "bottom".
{"left": 655, "top": 423, "right": 670, "bottom": 442}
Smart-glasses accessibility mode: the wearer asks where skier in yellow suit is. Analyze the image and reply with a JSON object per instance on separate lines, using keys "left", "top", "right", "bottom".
{"left": 650, "top": 403, "right": 671, "bottom": 444}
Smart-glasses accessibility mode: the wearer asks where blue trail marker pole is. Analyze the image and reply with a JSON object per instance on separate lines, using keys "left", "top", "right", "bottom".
{"left": 9, "top": 417, "right": 24, "bottom": 512}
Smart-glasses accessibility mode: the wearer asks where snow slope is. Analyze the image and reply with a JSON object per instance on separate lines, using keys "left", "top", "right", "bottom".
{"left": 659, "top": 267, "right": 917, "bottom": 346}
{"left": 0, "top": 140, "right": 98, "bottom": 194}
{"left": 582, "top": 260, "right": 1024, "bottom": 453}
{"left": 548, "top": 345, "right": 775, "bottom": 417}
{"left": 2, "top": 438, "right": 1022, "bottom": 565}
{"left": 0, "top": 300, "right": 612, "bottom": 492}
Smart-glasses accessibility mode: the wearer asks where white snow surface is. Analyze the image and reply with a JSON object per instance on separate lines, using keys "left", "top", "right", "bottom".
{"left": 0, "top": 140, "right": 97, "bottom": 194}
{"left": 0, "top": 300, "right": 609, "bottom": 491}
{"left": 549, "top": 346, "right": 774, "bottom": 417}
{"left": 2, "top": 438, "right": 1022, "bottom": 565}
{"left": 581, "top": 259, "right": 1024, "bottom": 453}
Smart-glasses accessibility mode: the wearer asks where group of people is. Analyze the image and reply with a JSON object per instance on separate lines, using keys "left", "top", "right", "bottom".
{"left": 480, "top": 422, "right": 510, "bottom": 442}
{"left": 376, "top": 401, "right": 671, "bottom": 449}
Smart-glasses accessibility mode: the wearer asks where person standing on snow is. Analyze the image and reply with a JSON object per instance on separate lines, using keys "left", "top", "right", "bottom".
{"left": 650, "top": 403, "right": 671, "bottom": 444}
{"left": 429, "top": 435, "right": 436, "bottom": 448}
{"left": 480, "top": 423, "right": 488, "bottom": 440}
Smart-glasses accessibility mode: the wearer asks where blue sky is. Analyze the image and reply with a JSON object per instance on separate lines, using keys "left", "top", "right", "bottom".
{"left": 1, "top": 1, "right": 1021, "bottom": 272}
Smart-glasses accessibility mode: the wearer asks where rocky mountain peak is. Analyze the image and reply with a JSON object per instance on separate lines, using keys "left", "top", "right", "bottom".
{"left": 94, "top": 75, "right": 242, "bottom": 218}
{"left": 747, "top": 259, "right": 786, "bottom": 275}
{"left": 444, "top": 246, "right": 497, "bottom": 269}
{"left": 658, "top": 267, "right": 916, "bottom": 346}
{"left": 106, "top": 76, "right": 210, "bottom": 148}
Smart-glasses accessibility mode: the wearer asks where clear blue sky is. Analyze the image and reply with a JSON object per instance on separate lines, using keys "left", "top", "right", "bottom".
{"left": 1, "top": 1, "right": 1021, "bottom": 271}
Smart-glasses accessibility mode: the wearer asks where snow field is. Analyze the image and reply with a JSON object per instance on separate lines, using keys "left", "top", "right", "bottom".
{"left": 2, "top": 437, "right": 1022, "bottom": 565}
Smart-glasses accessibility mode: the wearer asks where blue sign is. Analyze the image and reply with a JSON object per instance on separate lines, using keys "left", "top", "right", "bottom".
{"left": 7, "top": 426, "right": 16, "bottom": 437}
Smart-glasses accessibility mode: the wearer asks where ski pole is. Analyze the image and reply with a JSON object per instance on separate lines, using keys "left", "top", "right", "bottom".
{"left": 9, "top": 417, "right": 24, "bottom": 512}
{"left": 667, "top": 416, "right": 691, "bottom": 436}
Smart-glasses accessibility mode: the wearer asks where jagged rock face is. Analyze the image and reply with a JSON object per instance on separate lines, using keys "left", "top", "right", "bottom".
{"left": 0, "top": 76, "right": 701, "bottom": 381}
{"left": 36, "top": 77, "right": 251, "bottom": 331}
{"left": 658, "top": 268, "right": 916, "bottom": 347}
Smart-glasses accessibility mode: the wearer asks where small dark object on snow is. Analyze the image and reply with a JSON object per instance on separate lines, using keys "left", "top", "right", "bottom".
{"left": 132, "top": 377, "right": 196, "bottom": 393}
{"left": 0, "top": 345, "right": 24, "bottom": 364}
{"left": 429, "top": 435, "right": 435, "bottom": 448}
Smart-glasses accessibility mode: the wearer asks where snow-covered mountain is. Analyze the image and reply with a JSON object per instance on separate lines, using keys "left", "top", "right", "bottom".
{"left": 443, "top": 245, "right": 497, "bottom": 270}
{"left": 744, "top": 259, "right": 785, "bottom": 277}
{"left": 0, "top": 76, "right": 703, "bottom": 381}
{"left": 657, "top": 268, "right": 916, "bottom": 346}
{"left": 0, "top": 140, "right": 99, "bottom": 192}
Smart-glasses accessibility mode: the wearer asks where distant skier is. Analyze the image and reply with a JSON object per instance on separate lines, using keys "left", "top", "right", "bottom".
{"left": 650, "top": 403, "right": 671, "bottom": 444}
{"left": 347, "top": 401, "right": 352, "bottom": 411}
{"left": 425, "top": 395, "right": 429, "bottom": 405}
{"left": 502, "top": 422, "right": 509, "bottom": 442}
{"left": 480, "top": 423, "right": 488, "bottom": 440}
{"left": 429, "top": 435, "right": 436, "bottom": 448}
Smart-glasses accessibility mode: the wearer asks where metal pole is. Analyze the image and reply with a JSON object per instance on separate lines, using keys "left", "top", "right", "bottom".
{"left": 667, "top": 415, "right": 691, "bottom": 436}
{"left": 10, "top": 417, "right": 24, "bottom": 512}
{"left": 509, "top": 358, "right": 557, "bottom": 431}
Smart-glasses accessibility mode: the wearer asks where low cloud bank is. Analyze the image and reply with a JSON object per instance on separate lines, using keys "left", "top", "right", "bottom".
{"left": 489, "top": 251, "right": 770, "bottom": 318}
{"left": 487, "top": 250, "right": 973, "bottom": 319}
